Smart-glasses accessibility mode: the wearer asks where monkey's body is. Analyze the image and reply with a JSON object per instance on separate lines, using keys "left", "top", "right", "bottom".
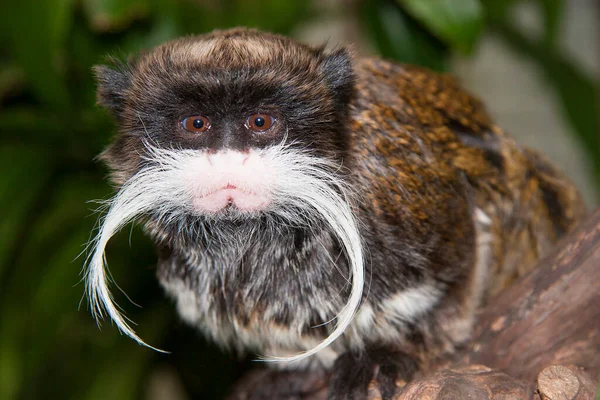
{"left": 91, "top": 29, "right": 585, "bottom": 399}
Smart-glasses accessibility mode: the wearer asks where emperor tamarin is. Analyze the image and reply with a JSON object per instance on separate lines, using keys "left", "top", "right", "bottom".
{"left": 86, "top": 28, "right": 585, "bottom": 399}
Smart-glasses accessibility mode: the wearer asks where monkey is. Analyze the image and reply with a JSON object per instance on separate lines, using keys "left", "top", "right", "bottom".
{"left": 86, "top": 28, "right": 586, "bottom": 399}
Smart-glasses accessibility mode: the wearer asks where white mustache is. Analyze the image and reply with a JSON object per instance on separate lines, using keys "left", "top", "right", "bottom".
{"left": 84, "top": 142, "right": 365, "bottom": 363}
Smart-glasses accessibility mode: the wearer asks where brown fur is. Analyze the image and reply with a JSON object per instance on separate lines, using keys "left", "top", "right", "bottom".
{"left": 350, "top": 59, "right": 585, "bottom": 299}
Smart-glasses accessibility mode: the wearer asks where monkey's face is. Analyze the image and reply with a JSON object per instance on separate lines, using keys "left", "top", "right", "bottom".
{"left": 95, "top": 29, "right": 355, "bottom": 219}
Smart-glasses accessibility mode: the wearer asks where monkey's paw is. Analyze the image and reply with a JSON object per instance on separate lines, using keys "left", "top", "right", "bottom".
{"left": 327, "top": 348, "right": 418, "bottom": 400}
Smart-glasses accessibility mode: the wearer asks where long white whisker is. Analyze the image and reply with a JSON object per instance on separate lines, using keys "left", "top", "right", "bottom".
{"left": 258, "top": 147, "right": 364, "bottom": 363}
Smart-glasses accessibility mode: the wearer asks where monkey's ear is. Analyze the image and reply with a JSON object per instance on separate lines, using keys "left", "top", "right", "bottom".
{"left": 93, "top": 63, "right": 132, "bottom": 117}
{"left": 320, "top": 47, "right": 355, "bottom": 106}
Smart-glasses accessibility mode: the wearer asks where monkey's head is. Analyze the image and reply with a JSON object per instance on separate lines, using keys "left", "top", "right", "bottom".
{"left": 95, "top": 28, "right": 355, "bottom": 217}
{"left": 87, "top": 28, "right": 364, "bottom": 361}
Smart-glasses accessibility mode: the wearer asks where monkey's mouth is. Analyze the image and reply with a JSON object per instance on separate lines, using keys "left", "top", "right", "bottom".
{"left": 191, "top": 184, "right": 271, "bottom": 213}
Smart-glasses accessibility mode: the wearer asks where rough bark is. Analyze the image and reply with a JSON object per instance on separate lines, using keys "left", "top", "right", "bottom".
{"left": 228, "top": 208, "right": 600, "bottom": 399}
{"left": 393, "top": 365, "right": 539, "bottom": 400}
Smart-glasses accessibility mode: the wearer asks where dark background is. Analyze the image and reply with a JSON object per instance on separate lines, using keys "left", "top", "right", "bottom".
{"left": 0, "top": 0, "right": 598, "bottom": 399}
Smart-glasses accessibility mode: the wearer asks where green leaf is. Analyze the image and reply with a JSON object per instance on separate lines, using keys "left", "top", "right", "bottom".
{"left": 538, "top": 0, "right": 564, "bottom": 47}
{"left": 0, "top": 0, "right": 72, "bottom": 109}
{"left": 0, "top": 308, "right": 24, "bottom": 400}
{"left": 82, "top": 347, "right": 149, "bottom": 400}
{"left": 231, "top": 0, "right": 312, "bottom": 34}
{"left": 491, "top": 20, "right": 600, "bottom": 186}
{"left": 79, "top": 304, "right": 169, "bottom": 400}
{"left": 0, "top": 63, "right": 25, "bottom": 100}
{"left": 480, "top": 0, "right": 520, "bottom": 19}
{"left": 398, "top": 0, "right": 484, "bottom": 54}
{"left": 0, "top": 108, "right": 64, "bottom": 135}
{"left": 168, "top": 0, "right": 312, "bottom": 36}
{"left": 0, "top": 144, "right": 54, "bottom": 275}
{"left": 119, "top": 14, "right": 180, "bottom": 52}
{"left": 83, "top": 0, "right": 149, "bottom": 33}
{"left": 362, "top": 0, "right": 448, "bottom": 71}
{"left": 0, "top": 107, "right": 112, "bottom": 164}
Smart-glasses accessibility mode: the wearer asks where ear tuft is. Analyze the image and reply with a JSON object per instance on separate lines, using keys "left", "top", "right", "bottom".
{"left": 320, "top": 47, "right": 355, "bottom": 106}
{"left": 93, "top": 61, "right": 132, "bottom": 117}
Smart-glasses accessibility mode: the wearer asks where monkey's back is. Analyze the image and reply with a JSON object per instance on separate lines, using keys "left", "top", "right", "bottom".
{"left": 349, "top": 58, "right": 585, "bottom": 302}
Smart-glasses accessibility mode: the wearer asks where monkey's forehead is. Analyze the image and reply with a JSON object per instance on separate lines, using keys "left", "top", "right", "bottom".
{"left": 135, "top": 28, "right": 326, "bottom": 74}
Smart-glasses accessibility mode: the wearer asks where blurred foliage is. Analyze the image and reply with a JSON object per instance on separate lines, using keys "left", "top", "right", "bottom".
{"left": 0, "top": 0, "right": 598, "bottom": 399}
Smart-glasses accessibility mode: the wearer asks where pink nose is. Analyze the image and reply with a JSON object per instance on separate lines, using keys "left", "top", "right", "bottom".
{"left": 207, "top": 152, "right": 249, "bottom": 167}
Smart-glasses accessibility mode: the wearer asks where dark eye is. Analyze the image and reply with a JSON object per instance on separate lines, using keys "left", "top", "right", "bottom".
{"left": 182, "top": 115, "right": 211, "bottom": 133}
{"left": 246, "top": 114, "right": 275, "bottom": 132}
